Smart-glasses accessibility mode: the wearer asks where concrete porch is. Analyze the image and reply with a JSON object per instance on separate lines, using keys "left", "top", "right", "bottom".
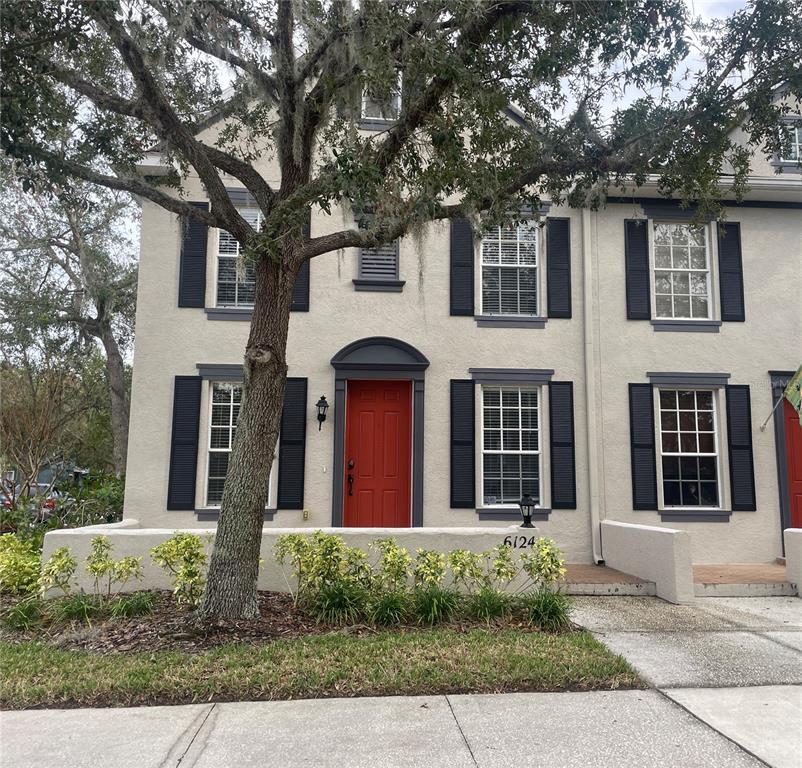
{"left": 562, "top": 564, "right": 655, "bottom": 596}
{"left": 693, "top": 563, "right": 797, "bottom": 597}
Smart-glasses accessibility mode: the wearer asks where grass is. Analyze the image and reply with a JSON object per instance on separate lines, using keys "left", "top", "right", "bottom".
{"left": 0, "top": 630, "right": 641, "bottom": 709}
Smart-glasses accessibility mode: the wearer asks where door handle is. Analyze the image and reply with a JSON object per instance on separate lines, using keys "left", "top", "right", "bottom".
{"left": 347, "top": 474, "right": 354, "bottom": 496}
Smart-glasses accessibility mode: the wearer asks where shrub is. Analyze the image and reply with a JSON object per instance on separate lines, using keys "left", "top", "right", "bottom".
{"left": 51, "top": 594, "right": 104, "bottom": 624}
{"left": 109, "top": 591, "right": 155, "bottom": 618}
{"left": 371, "top": 538, "right": 412, "bottom": 591}
{"left": 467, "top": 587, "right": 510, "bottom": 622}
{"left": 412, "top": 585, "right": 461, "bottom": 625}
{"left": 519, "top": 538, "right": 566, "bottom": 589}
{"left": 38, "top": 546, "right": 77, "bottom": 596}
{"left": 523, "top": 589, "right": 573, "bottom": 632}
{"left": 0, "top": 535, "right": 40, "bottom": 595}
{"left": 412, "top": 549, "right": 447, "bottom": 588}
{"left": 310, "top": 581, "right": 368, "bottom": 625}
{"left": 85, "top": 535, "right": 143, "bottom": 599}
{"left": 369, "top": 590, "right": 408, "bottom": 626}
{"left": 1, "top": 596, "right": 43, "bottom": 630}
{"left": 151, "top": 533, "right": 208, "bottom": 607}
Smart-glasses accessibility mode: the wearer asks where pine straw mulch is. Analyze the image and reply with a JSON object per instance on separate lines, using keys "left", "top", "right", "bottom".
{"left": 1, "top": 591, "right": 550, "bottom": 655}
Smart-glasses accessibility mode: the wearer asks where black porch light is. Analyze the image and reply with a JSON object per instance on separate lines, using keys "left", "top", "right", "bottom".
{"left": 315, "top": 395, "right": 329, "bottom": 430}
{"left": 519, "top": 494, "right": 536, "bottom": 528}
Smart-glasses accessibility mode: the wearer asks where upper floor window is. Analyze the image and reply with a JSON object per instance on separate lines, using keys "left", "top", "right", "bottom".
{"left": 780, "top": 123, "right": 801, "bottom": 162}
{"left": 361, "top": 74, "right": 402, "bottom": 121}
{"left": 657, "top": 389, "right": 719, "bottom": 508}
{"left": 481, "top": 224, "right": 538, "bottom": 316}
{"left": 217, "top": 208, "right": 259, "bottom": 307}
{"left": 653, "top": 223, "right": 710, "bottom": 320}
{"left": 481, "top": 385, "right": 540, "bottom": 506}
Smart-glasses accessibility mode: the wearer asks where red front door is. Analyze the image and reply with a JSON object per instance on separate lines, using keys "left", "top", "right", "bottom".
{"left": 344, "top": 380, "right": 412, "bottom": 527}
{"left": 785, "top": 399, "right": 802, "bottom": 528}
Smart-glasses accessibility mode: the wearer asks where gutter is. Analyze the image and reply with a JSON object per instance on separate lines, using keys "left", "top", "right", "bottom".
{"left": 581, "top": 207, "right": 605, "bottom": 564}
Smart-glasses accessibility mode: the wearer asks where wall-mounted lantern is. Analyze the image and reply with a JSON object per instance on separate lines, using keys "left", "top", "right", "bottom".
{"left": 518, "top": 494, "right": 536, "bottom": 528}
{"left": 315, "top": 396, "right": 329, "bottom": 430}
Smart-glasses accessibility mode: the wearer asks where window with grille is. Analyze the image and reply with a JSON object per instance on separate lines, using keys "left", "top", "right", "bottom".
{"left": 658, "top": 389, "right": 719, "bottom": 508}
{"left": 481, "top": 224, "right": 538, "bottom": 316}
{"left": 207, "top": 383, "right": 241, "bottom": 505}
{"left": 361, "top": 75, "right": 401, "bottom": 121}
{"left": 481, "top": 386, "right": 540, "bottom": 506}
{"left": 217, "top": 208, "right": 259, "bottom": 307}
{"left": 653, "top": 223, "right": 711, "bottom": 320}
{"left": 780, "top": 124, "right": 802, "bottom": 162}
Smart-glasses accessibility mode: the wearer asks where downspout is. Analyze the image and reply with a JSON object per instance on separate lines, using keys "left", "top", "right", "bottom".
{"left": 582, "top": 208, "right": 604, "bottom": 563}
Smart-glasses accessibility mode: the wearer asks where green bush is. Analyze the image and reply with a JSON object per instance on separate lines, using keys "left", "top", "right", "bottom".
{"left": 523, "top": 589, "right": 573, "bottom": 632}
{"left": 0, "top": 535, "right": 40, "bottom": 595}
{"left": 467, "top": 587, "right": 510, "bottom": 622}
{"left": 151, "top": 533, "right": 209, "bottom": 607}
{"left": 85, "top": 535, "right": 143, "bottom": 599}
{"left": 412, "top": 585, "right": 461, "bottom": 625}
{"left": 38, "top": 546, "right": 78, "bottom": 596}
{"left": 1, "top": 596, "right": 43, "bottom": 630}
{"left": 51, "top": 594, "right": 104, "bottom": 624}
{"left": 369, "top": 590, "right": 408, "bottom": 626}
{"left": 108, "top": 591, "right": 155, "bottom": 618}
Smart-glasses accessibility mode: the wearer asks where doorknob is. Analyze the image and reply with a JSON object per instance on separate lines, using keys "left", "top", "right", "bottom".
{"left": 347, "top": 458, "right": 355, "bottom": 496}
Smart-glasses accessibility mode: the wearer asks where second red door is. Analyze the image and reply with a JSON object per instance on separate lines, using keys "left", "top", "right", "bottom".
{"left": 344, "top": 380, "right": 412, "bottom": 527}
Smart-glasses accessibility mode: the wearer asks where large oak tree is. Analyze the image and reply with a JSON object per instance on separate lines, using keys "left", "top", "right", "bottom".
{"left": 2, "top": 0, "right": 800, "bottom": 619}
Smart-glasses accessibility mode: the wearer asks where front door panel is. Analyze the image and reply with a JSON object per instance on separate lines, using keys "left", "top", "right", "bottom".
{"left": 344, "top": 380, "right": 412, "bottom": 527}
{"left": 785, "top": 399, "right": 802, "bottom": 528}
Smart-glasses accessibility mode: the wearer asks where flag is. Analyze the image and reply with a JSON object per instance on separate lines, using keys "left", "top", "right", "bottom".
{"left": 784, "top": 364, "right": 802, "bottom": 426}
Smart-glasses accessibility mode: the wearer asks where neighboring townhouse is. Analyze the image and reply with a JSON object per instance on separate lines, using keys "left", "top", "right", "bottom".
{"left": 123, "top": 108, "right": 802, "bottom": 566}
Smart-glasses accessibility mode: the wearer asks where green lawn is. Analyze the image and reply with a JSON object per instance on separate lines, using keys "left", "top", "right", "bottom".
{"left": 0, "top": 629, "right": 641, "bottom": 709}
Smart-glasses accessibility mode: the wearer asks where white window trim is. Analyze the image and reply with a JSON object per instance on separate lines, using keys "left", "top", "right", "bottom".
{"left": 476, "top": 383, "right": 549, "bottom": 510}
{"left": 361, "top": 73, "right": 402, "bottom": 122}
{"left": 477, "top": 221, "right": 543, "bottom": 317}
{"left": 214, "top": 209, "right": 261, "bottom": 309}
{"left": 652, "top": 386, "right": 730, "bottom": 513}
{"left": 779, "top": 123, "right": 802, "bottom": 163}
{"left": 195, "top": 380, "right": 278, "bottom": 510}
{"left": 649, "top": 220, "right": 718, "bottom": 322}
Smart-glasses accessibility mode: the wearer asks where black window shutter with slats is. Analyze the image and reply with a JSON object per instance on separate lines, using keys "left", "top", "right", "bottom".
{"left": 625, "top": 219, "right": 650, "bottom": 320}
{"left": 277, "top": 377, "right": 308, "bottom": 509}
{"left": 450, "top": 380, "right": 475, "bottom": 508}
{"left": 628, "top": 383, "right": 658, "bottom": 510}
{"left": 167, "top": 376, "right": 202, "bottom": 510}
{"left": 718, "top": 222, "right": 745, "bottom": 322}
{"left": 291, "top": 210, "right": 311, "bottom": 312}
{"left": 178, "top": 203, "right": 209, "bottom": 308}
{"left": 549, "top": 381, "right": 576, "bottom": 508}
{"left": 546, "top": 218, "right": 572, "bottom": 318}
{"left": 725, "top": 385, "right": 756, "bottom": 511}
{"left": 450, "top": 218, "right": 475, "bottom": 316}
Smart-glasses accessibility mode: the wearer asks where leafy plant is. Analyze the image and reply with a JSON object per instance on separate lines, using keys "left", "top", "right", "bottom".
{"left": 310, "top": 581, "right": 368, "bottom": 625}
{"left": 51, "top": 594, "right": 103, "bottom": 624}
{"left": 412, "top": 549, "right": 447, "bottom": 588}
{"left": 519, "top": 538, "right": 567, "bottom": 590}
{"left": 38, "top": 546, "right": 77, "bottom": 596}
{"left": 1, "top": 596, "right": 43, "bottom": 630}
{"left": 523, "top": 589, "right": 573, "bottom": 632}
{"left": 467, "top": 587, "right": 510, "bottom": 623}
{"left": 412, "top": 585, "right": 461, "bottom": 625}
{"left": 108, "top": 591, "right": 155, "bottom": 619}
{"left": 371, "top": 538, "right": 412, "bottom": 591}
{"left": 0, "top": 535, "right": 40, "bottom": 595}
{"left": 151, "top": 533, "right": 209, "bottom": 607}
{"left": 85, "top": 535, "right": 142, "bottom": 599}
{"left": 369, "top": 590, "right": 408, "bottom": 626}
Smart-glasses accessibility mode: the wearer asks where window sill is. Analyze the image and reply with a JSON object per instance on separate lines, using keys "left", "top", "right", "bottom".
{"left": 770, "top": 160, "right": 802, "bottom": 175}
{"left": 358, "top": 118, "right": 396, "bottom": 131}
{"left": 476, "top": 507, "right": 551, "bottom": 521}
{"left": 352, "top": 279, "right": 405, "bottom": 292}
{"left": 659, "top": 509, "right": 731, "bottom": 523}
{"left": 205, "top": 307, "right": 252, "bottom": 321}
{"left": 475, "top": 315, "right": 547, "bottom": 329}
{"left": 195, "top": 508, "right": 275, "bottom": 522}
{"left": 651, "top": 319, "right": 722, "bottom": 333}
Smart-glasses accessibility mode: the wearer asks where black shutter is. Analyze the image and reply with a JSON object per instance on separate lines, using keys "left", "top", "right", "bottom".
{"left": 625, "top": 219, "right": 650, "bottom": 320}
{"left": 628, "top": 383, "right": 658, "bottom": 510}
{"left": 718, "top": 222, "right": 745, "bottom": 322}
{"left": 549, "top": 381, "right": 576, "bottom": 509}
{"left": 450, "top": 380, "right": 475, "bottom": 508}
{"left": 167, "top": 376, "right": 202, "bottom": 510}
{"left": 450, "top": 218, "right": 474, "bottom": 316}
{"left": 178, "top": 202, "right": 209, "bottom": 308}
{"left": 546, "top": 218, "right": 572, "bottom": 318}
{"left": 291, "top": 210, "right": 311, "bottom": 312}
{"left": 726, "top": 385, "right": 756, "bottom": 511}
{"left": 277, "top": 377, "right": 308, "bottom": 509}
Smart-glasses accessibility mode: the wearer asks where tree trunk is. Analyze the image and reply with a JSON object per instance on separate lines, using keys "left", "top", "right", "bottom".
{"left": 199, "top": 250, "right": 298, "bottom": 621}
{"left": 99, "top": 324, "right": 130, "bottom": 476}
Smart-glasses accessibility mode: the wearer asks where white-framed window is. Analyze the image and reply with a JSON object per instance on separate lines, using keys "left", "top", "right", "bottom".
{"left": 657, "top": 389, "right": 720, "bottom": 508}
{"left": 216, "top": 208, "right": 260, "bottom": 307}
{"left": 357, "top": 212, "right": 399, "bottom": 280}
{"left": 652, "top": 222, "right": 711, "bottom": 320}
{"left": 206, "top": 382, "right": 242, "bottom": 505}
{"left": 780, "top": 123, "right": 802, "bottom": 162}
{"left": 361, "top": 74, "right": 402, "bottom": 121}
{"left": 481, "top": 386, "right": 541, "bottom": 506}
{"left": 481, "top": 223, "right": 538, "bottom": 316}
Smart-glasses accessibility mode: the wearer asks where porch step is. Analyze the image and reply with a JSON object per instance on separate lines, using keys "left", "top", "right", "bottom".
{"left": 692, "top": 564, "right": 799, "bottom": 597}
{"left": 562, "top": 564, "right": 656, "bottom": 597}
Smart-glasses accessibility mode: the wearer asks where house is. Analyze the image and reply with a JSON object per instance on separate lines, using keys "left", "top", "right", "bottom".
{"left": 122, "top": 103, "right": 802, "bottom": 567}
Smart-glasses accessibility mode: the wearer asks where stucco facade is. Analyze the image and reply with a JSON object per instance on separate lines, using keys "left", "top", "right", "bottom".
{"left": 124, "top": 131, "right": 802, "bottom": 565}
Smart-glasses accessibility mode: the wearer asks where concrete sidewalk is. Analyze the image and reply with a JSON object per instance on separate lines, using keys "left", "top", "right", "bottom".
{"left": 0, "top": 690, "right": 774, "bottom": 768}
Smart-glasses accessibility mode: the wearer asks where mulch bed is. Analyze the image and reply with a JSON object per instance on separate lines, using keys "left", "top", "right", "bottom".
{"left": 1, "top": 591, "right": 547, "bottom": 655}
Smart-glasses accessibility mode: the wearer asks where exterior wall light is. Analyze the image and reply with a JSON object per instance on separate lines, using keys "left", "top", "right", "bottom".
{"left": 519, "top": 494, "right": 536, "bottom": 528}
{"left": 315, "top": 396, "right": 329, "bottom": 430}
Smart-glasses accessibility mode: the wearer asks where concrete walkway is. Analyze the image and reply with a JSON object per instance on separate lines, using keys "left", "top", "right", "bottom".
{"left": 1, "top": 596, "right": 799, "bottom": 768}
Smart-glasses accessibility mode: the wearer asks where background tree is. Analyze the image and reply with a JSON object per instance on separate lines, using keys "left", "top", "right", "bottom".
{"left": 0, "top": 165, "right": 137, "bottom": 475}
{"left": 2, "top": 0, "right": 800, "bottom": 619}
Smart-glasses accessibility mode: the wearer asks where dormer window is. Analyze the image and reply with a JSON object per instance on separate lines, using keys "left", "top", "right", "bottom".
{"left": 361, "top": 74, "right": 402, "bottom": 122}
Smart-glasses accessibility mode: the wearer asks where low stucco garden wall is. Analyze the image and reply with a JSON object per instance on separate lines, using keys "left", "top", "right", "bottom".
{"left": 601, "top": 520, "right": 695, "bottom": 604}
{"left": 784, "top": 528, "right": 802, "bottom": 591}
{"left": 41, "top": 520, "right": 540, "bottom": 594}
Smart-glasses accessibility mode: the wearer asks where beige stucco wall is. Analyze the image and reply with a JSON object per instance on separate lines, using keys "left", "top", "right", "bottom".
{"left": 125, "top": 136, "right": 802, "bottom": 565}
